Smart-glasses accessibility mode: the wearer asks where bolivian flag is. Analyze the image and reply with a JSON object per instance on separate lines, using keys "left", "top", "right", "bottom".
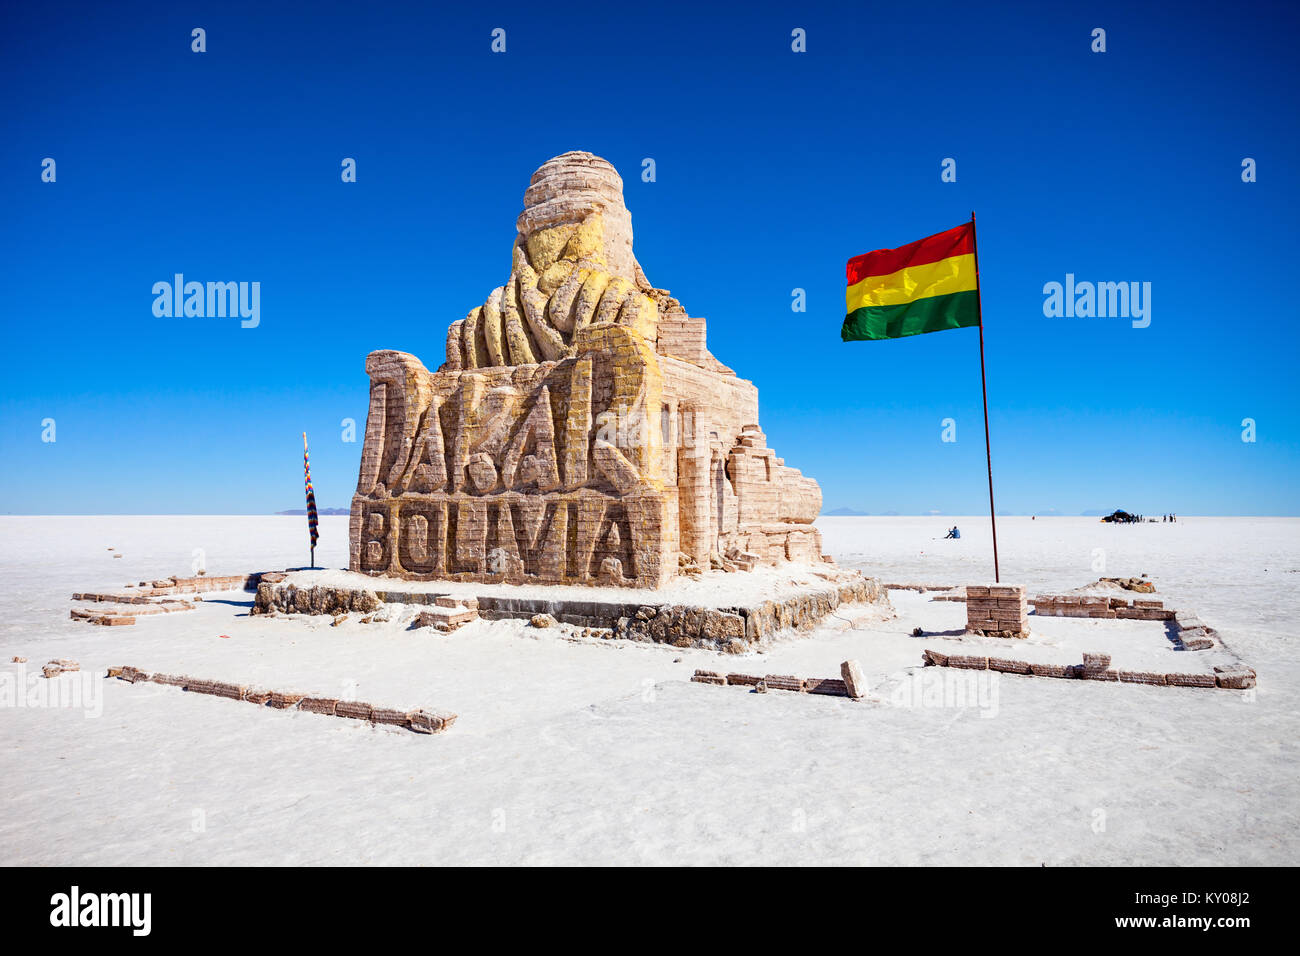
{"left": 842, "top": 221, "right": 980, "bottom": 341}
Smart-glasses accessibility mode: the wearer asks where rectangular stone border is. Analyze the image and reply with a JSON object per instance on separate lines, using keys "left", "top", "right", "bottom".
{"left": 920, "top": 650, "right": 1254, "bottom": 690}
{"left": 690, "top": 660, "right": 867, "bottom": 699}
{"left": 69, "top": 572, "right": 275, "bottom": 627}
{"left": 930, "top": 587, "right": 1222, "bottom": 653}
{"left": 109, "top": 666, "right": 456, "bottom": 734}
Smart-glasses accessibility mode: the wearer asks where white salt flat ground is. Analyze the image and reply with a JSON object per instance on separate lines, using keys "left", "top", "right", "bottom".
{"left": 1, "top": 515, "right": 1296, "bottom": 865}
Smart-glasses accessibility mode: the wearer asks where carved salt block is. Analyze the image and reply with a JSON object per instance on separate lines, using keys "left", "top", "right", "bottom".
{"left": 762, "top": 674, "right": 805, "bottom": 692}
{"left": 407, "top": 709, "right": 457, "bottom": 734}
{"left": 1118, "top": 671, "right": 1167, "bottom": 685}
{"left": 804, "top": 677, "right": 848, "bottom": 696}
{"left": 840, "top": 660, "right": 867, "bottom": 698}
{"left": 1081, "top": 652, "right": 1111, "bottom": 672}
{"left": 208, "top": 682, "right": 245, "bottom": 700}
{"left": 334, "top": 700, "right": 373, "bottom": 720}
{"left": 414, "top": 606, "right": 478, "bottom": 631}
{"left": 1029, "top": 662, "right": 1070, "bottom": 678}
{"left": 1083, "top": 669, "right": 1119, "bottom": 682}
{"left": 1166, "top": 672, "right": 1216, "bottom": 688}
{"left": 1214, "top": 665, "right": 1256, "bottom": 689}
{"left": 370, "top": 706, "right": 410, "bottom": 726}
{"left": 691, "top": 669, "right": 726, "bottom": 685}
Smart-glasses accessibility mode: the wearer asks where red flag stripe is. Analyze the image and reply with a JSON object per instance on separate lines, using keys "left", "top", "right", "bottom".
{"left": 846, "top": 222, "right": 974, "bottom": 286}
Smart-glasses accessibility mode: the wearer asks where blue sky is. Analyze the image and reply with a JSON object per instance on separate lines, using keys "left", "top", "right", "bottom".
{"left": 2, "top": 0, "right": 1298, "bottom": 515}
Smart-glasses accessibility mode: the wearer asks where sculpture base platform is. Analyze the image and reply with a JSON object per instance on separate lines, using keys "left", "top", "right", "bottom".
{"left": 253, "top": 566, "right": 888, "bottom": 651}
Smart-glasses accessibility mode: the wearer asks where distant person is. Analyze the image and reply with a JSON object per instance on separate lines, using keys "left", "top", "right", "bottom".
{"left": 943, "top": 526, "right": 961, "bottom": 539}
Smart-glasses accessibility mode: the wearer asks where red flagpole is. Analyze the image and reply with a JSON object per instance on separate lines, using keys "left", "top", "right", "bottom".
{"left": 970, "top": 212, "right": 1000, "bottom": 582}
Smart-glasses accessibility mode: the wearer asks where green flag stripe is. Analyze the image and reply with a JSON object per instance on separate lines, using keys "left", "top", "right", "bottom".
{"left": 841, "top": 289, "right": 980, "bottom": 341}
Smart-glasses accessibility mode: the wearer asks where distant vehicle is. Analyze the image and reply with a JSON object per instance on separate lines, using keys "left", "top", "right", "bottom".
{"left": 1100, "top": 510, "right": 1142, "bottom": 524}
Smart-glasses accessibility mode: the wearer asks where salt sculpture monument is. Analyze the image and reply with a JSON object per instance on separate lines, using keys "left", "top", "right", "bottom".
{"left": 350, "top": 151, "right": 824, "bottom": 588}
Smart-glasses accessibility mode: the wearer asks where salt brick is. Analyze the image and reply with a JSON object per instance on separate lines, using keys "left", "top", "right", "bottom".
{"left": 763, "top": 674, "right": 805, "bottom": 692}
{"left": 1118, "top": 671, "right": 1167, "bottom": 685}
{"left": 804, "top": 677, "right": 848, "bottom": 696}
{"left": 408, "top": 709, "right": 457, "bottom": 734}
{"left": 840, "top": 659, "right": 868, "bottom": 698}
{"left": 370, "top": 706, "right": 410, "bottom": 726}
{"left": 1166, "top": 672, "right": 1216, "bottom": 688}
{"left": 988, "top": 658, "right": 1031, "bottom": 674}
{"left": 1213, "top": 665, "right": 1257, "bottom": 690}
{"left": 299, "top": 696, "right": 338, "bottom": 715}
{"left": 334, "top": 700, "right": 373, "bottom": 720}
{"left": 690, "top": 674, "right": 726, "bottom": 685}
{"left": 947, "top": 655, "right": 988, "bottom": 670}
{"left": 1029, "top": 662, "right": 1070, "bottom": 679}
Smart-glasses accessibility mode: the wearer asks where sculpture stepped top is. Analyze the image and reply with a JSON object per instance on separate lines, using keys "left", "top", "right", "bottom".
{"left": 445, "top": 151, "right": 672, "bottom": 371}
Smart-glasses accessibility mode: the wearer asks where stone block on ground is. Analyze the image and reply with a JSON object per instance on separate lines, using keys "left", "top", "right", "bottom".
{"left": 1166, "top": 672, "right": 1216, "bottom": 688}
{"left": 763, "top": 674, "right": 805, "bottom": 692}
{"left": 334, "top": 700, "right": 373, "bottom": 720}
{"left": 1118, "top": 670, "right": 1167, "bottom": 685}
{"left": 805, "top": 677, "right": 848, "bottom": 696}
{"left": 407, "top": 709, "right": 457, "bottom": 734}
{"left": 1214, "top": 665, "right": 1257, "bottom": 689}
{"left": 840, "top": 659, "right": 868, "bottom": 697}
{"left": 691, "top": 669, "right": 726, "bottom": 685}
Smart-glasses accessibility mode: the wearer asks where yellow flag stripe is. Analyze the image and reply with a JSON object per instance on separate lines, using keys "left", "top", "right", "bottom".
{"left": 845, "top": 252, "right": 977, "bottom": 311}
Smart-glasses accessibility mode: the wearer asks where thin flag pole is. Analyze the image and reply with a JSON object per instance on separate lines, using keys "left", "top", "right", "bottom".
{"left": 970, "top": 212, "right": 1000, "bottom": 582}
